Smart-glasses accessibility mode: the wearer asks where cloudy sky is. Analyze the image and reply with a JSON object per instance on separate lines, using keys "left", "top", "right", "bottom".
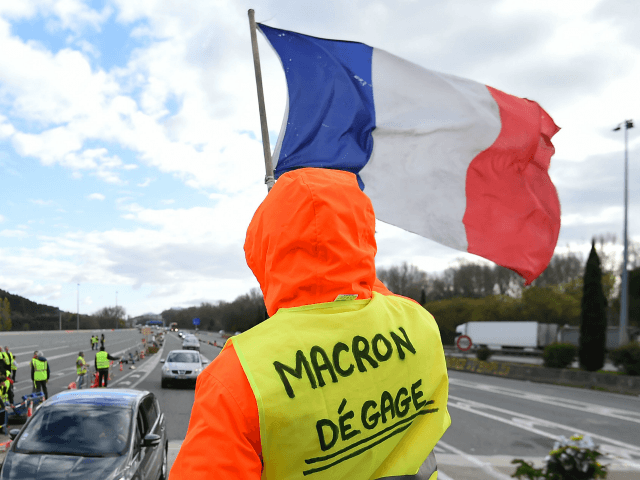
{"left": 0, "top": 0, "right": 638, "bottom": 318}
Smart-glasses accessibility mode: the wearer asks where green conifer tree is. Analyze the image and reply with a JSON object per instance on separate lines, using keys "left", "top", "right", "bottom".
{"left": 579, "top": 241, "right": 608, "bottom": 371}
{"left": 0, "top": 298, "right": 11, "bottom": 331}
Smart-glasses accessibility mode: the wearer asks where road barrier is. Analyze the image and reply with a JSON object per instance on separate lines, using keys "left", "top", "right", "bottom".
{"left": 445, "top": 356, "right": 640, "bottom": 395}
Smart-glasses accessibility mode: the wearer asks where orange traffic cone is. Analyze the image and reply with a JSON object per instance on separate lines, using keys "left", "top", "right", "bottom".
{"left": 140, "top": 350, "right": 145, "bottom": 359}
{"left": 27, "top": 401, "right": 33, "bottom": 417}
{"left": 120, "top": 362, "right": 123, "bottom": 372}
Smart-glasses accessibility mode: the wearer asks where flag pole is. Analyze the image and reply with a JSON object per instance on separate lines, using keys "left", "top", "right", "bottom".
{"left": 248, "top": 9, "right": 275, "bottom": 191}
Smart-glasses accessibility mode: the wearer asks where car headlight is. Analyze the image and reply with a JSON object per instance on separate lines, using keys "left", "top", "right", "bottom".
{"left": 194, "top": 368, "right": 202, "bottom": 374}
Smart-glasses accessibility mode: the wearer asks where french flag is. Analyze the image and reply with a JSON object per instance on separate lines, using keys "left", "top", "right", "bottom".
{"left": 259, "top": 24, "right": 561, "bottom": 284}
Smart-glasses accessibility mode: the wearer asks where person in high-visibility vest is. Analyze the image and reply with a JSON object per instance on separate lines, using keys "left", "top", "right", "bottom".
{"left": 0, "top": 372, "right": 14, "bottom": 435}
{"left": 4, "top": 347, "right": 17, "bottom": 382}
{"left": 0, "top": 349, "right": 11, "bottom": 380}
{"left": 30, "top": 351, "right": 50, "bottom": 399}
{"left": 76, "top": 351, "right": 88, "bottom": 390}
{"left": 170, "top": 169, "right": 450, "bottom": 479}
{"left": 95, "top": 346, "right": 120, "bottom": 388}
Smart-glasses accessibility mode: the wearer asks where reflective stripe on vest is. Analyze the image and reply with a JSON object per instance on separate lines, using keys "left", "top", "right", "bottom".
{"left": 376, "top": 451, "right": 438, "bottom": 480}
{"left": 231, "top": 292, "right": 450, "bottom": 480}
{"left": 32, "top": 359, "right": 47, "bottom": 381}
{"left": 77, "top": 356, "right": 87, "bottom": 375}
{"left": 96, "top": 351, "right": 109, "bottom": 370}
{"left": 9, "top": 352, "right": 16, "bottom": 370}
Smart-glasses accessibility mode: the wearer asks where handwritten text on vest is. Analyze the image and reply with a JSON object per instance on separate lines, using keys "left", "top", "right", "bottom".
{"left": 273, "top": 327, "right": 415, "bottom": 399}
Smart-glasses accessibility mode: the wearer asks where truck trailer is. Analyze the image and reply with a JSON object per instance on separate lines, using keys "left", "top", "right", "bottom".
{"left": 455, "top": 321, "right": 559, "bottom": 351}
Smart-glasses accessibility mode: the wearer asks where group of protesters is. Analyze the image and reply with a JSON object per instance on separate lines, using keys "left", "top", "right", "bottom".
{"left": 0, "top": 335, "right": 125, "bottom": 434}
{"left": 90, "top": 333, "right": 105, "bottom": 350}
{"left": 76, "top": 334, "right": 120, "bottom": 390}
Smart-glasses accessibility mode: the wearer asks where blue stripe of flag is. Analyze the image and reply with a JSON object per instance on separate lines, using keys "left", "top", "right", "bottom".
{"left": 258, "top": 24, "right": 375, "bottom": 189}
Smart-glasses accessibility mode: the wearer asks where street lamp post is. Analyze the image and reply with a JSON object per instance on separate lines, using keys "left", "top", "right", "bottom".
{"left": 614, "top": 119, "right": 634, "bottom": 346}
{"left": 77, "top": 283, "right": 80, "bottom": 331}
{"left": 116, "top": 291, "right": 118, "bottom": 329}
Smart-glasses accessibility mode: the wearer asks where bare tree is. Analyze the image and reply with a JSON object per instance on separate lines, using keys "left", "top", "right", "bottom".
{"left": 377, "top": 262, "right": 427, "bottom": 301}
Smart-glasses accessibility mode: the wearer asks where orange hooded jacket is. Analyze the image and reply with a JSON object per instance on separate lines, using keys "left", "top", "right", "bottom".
{"left": 170, "top": 168, "right": 409, "bottom": 479}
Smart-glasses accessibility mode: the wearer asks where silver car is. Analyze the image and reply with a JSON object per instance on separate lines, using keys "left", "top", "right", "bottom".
{"left": 182, "top": 335, "right": 200, "bottom": 351}
{"left": 160, "top": 350, "right": 207, "bottom": 388}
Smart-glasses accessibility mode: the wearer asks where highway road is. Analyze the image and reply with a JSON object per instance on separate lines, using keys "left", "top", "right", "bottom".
{"left": 2, "top": 329, "right": 639, "bottom": 479}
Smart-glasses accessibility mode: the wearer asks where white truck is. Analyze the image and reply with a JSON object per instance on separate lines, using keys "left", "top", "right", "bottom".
{"left": 455, "top": 321, "right": 559, "bottom": 352}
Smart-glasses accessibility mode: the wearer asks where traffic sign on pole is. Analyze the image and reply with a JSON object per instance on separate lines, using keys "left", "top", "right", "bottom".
{"left": 456, "top": 335, "right": 472, "bottom": 352}
{"left": 192, "top": 317, "right": 201, "bottom": 326}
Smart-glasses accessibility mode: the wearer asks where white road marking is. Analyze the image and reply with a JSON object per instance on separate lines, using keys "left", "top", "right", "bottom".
{"left": 438, "top": 440, "right": 513, "bottom": 480}
{"left": 448, "top": 395, "right": 640, "bottom": 470}
{"left": 449, "top": 377, "right": 640, "bottom": 424}
{"left": 110, "top": 344, "right": 165, "bottom": 389}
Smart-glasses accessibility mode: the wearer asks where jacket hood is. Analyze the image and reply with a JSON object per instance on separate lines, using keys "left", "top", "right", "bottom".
{"left": 245, "top": 168, "right": 378, "bottom": 316}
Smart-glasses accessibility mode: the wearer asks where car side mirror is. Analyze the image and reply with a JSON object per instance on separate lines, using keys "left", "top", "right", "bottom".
{"left": 9, "top": 428, "right": 20, "bottom": 440}
{"left": 160, "top": 359, "right": 165, "bottom": 363}
{"left": 142, "top": 433, "right": 161, "bottom": 448}
{"left": 202, "top": 360, "right": 208, "bottom": 364}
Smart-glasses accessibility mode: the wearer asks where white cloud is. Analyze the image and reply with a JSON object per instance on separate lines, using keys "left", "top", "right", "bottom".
{"left": 0, "top": 229, "right": 26, "bottom": 238}
{"left": 87, "top": 193, "right": 105, "bottom": 201}
{"left": 2, "top": 0, "right": 640, "bottom": 316}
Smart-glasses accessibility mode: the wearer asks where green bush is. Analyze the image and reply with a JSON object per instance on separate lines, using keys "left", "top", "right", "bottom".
{"left": 543, "top": 343, "right": 577, "bottom": 369}
{"left": 476, "top": 346, "right": 493, "bottom": 361}
{"left": 609, "top": 342, "right": 640, "bottom": 376}
{"left": 512, "top": 434, "right": 606, "bottom": 480}
{"left": 146, "top": 346, "right": 159, "bottom": 355}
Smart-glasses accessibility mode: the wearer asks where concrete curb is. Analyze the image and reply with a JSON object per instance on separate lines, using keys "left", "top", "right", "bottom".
{"left": 446, "top": 356, "right": 640, "bottom": 395}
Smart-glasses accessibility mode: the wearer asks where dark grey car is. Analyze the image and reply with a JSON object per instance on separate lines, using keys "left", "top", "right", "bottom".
{"left": 0, "top": 389, "right": 168, "bottom": 480}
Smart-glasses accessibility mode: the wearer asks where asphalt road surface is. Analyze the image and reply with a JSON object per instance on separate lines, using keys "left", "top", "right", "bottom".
{"left": 4, "top": 329, "right": 639, "bottom": 479}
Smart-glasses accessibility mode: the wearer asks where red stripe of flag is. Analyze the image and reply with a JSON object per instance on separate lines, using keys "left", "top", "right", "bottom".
{"left": 464, "top": 86, "right": 561, "bottom": 284}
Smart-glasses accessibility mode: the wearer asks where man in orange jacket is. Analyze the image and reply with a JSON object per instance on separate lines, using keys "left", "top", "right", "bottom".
{"left": 170, "top": 168, "right": 450, "bottom": 479}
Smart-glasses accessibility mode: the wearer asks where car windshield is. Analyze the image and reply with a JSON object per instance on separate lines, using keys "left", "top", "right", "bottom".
{"left": 15, "top": 405, "right": 132, "bottom": 456}
{"left": 168, "top": 352, "right": 199, "bottom": 363}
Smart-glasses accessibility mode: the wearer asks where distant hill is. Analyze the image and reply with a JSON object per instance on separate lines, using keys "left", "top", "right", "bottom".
{"left": 0, "top": 289, "right": 61, "bottom": 317}
{"left": 0, "top": 288, "right": 71, "bottom": 331}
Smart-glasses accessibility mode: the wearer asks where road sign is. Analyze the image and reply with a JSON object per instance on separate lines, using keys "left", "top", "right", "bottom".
{"left": 192, "top": 317, "right": 200, "bottom": 326}
{"left": 456, "top": 335, "right": 472, "bottom": 352}
{"left": 141, "top": 327, "right": 151, "bottom": 335}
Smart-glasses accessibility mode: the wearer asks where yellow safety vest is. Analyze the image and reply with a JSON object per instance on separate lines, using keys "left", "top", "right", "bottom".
{"left": 77, "top": 356, "right": 87, "bottom": 375}
{"left": 0, "top": 379, "right": 9, "bottom": 403}
{"left": 32, "top": 358, "right": 48, "bottom": 381}
{"left": 231, "top": 292, "right": 450, "bottom": 480}
{"left": 8, "top": 352, "right": 16, "bottom": 371}
{"left": 0, "top": 352, "right": 10, "bottom": 377}
{"left": 96, "top": 351, "right": 109, "bottom": 370}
